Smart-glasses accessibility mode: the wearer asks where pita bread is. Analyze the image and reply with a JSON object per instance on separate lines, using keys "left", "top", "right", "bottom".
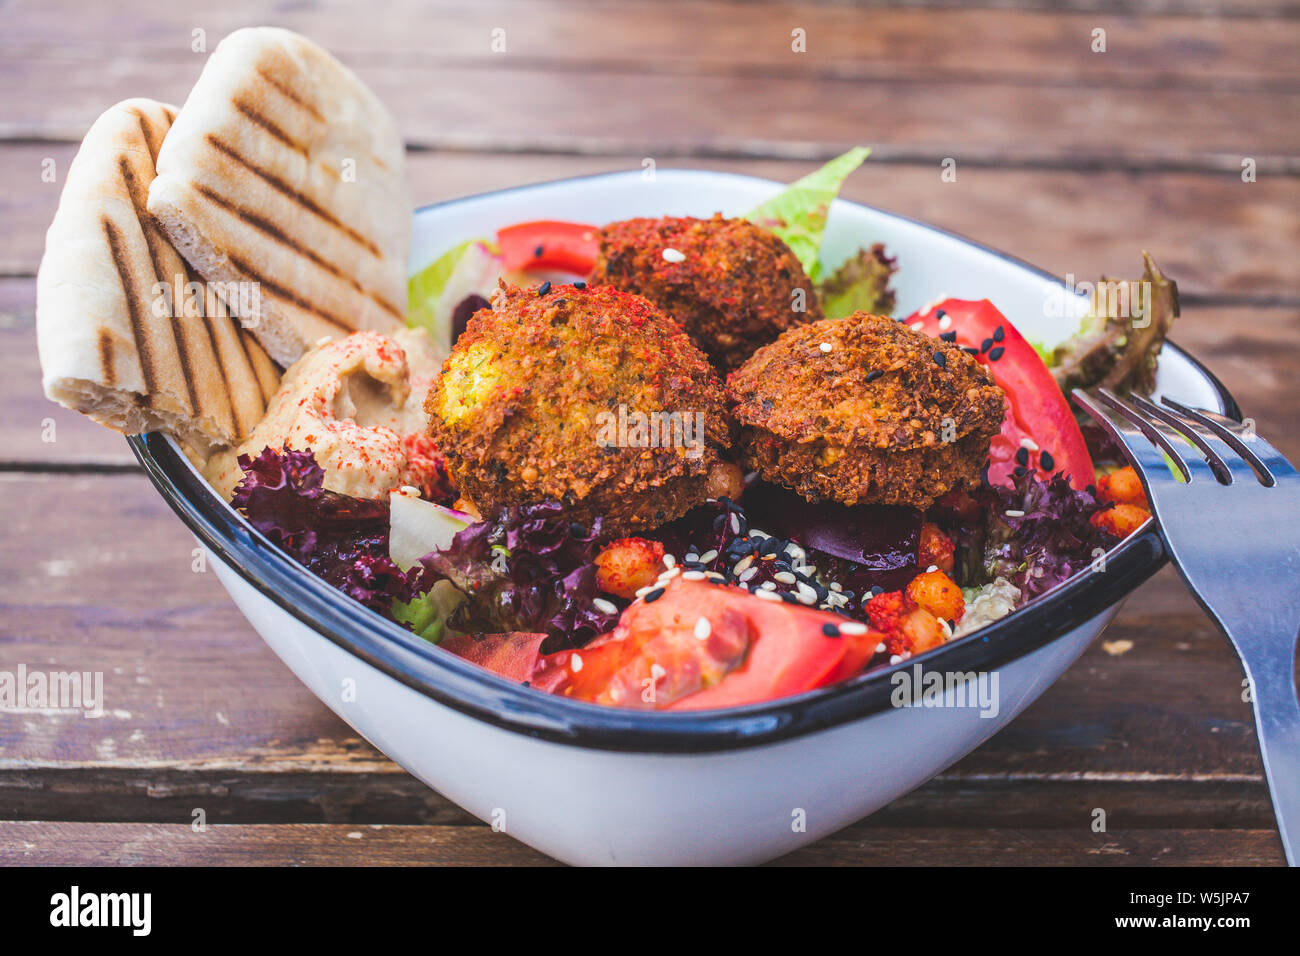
{"left": 147, "top": 27, "right": 409, "bottom": 366}
{"left": 37, "top": 98, "right": 280, "bottom": 455}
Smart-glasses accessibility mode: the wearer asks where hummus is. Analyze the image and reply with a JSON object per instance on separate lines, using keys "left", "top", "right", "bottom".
{"left": 206, "top": 328, "right": 448, "bottom": 501}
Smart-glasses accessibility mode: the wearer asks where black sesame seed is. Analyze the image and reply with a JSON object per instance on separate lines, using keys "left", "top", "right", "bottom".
{"left": 533, "top": 244, "right": 545, "bottom": 258}
{"left": 570, "top": 521, "right": 588, "bottom": 537}
{"left": 870, "top": 585, "right": 885, "bottom": 597}
{"left": 988, "top": 346, "right": 1005, "bottom": 361}
{"left": 573, "top": 280, "right": 587, "bottom": 289}
{"left": 780, "top": 592, "right": 799, "bottom": 604}
{"left": 936, "top": 309, "right": 947, "bottom": 319}
{"left": 993, "top": 325, "right": 1005, "bottom": 342}
{"left": 1040, "top": 451, "right": 1055, "bottom": 471}
{"left": 822, "top": 623, "right": 842, "bottom": 638}
{"left": 644, "top": 587, "right": 665, "bottom": 603}
{"left": 537, "top": 281, "right": 552, "bottom": 296}
{"left": 1086, "top": 484, "right": 1098, "bottom": 496}
{"left": 980, "top": 337, "right": 994, "bottom": 353}
{"left": 933, "top": 350, "right": 947, "bottom": 368}
{"left": 963, "top": 346, "right": 980, "bottom": 355}
{"left": 761, "top": 537, "right": 782, "bottom": 557}
{"left": 864, "top": 369, "right": 883, "bottom": 383}
{"left": 1014, "top": 465, "right": 1028, "bottom": 477}
{"left": 1015, "top": 448, "right": 1029, "bottom": 466}
{"left": 939, "top": 330, "right": 957, "bottom": 342}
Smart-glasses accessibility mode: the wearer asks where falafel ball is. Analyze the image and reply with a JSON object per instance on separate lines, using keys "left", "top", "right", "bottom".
{"left": 428, "top": 282, "right": 741, "bottom": 536}
{"left": 728, "top": 313, "right": 1005, "bottom": 510}
{"left": 589, "top": 214, "right": 822, "bottom": 372}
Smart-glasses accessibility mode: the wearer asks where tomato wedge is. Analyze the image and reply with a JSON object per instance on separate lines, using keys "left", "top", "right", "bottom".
{"left": 497, "top": 220, "right": 599, "bottom": 275}
{"left": 907, "top": 298, "right": 1094, "bottom": 489}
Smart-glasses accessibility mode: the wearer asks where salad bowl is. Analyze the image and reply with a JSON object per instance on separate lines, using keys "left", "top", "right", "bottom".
{"left": 130, "top": 169, "right": 1238, "bottom": 866}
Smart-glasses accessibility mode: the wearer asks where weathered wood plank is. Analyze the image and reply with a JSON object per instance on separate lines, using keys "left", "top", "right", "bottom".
{"left": 3, "top": 0, "right": 1297, "bottom": 87}
{"left": 0, "top": 766, "right": 1275, "bottom": 829}
{"left": 5, "top": 149, "right": 1298, "bottom": 299}
{"left": 0, "top": 821, "right": 1282, "bottom": 866}
{"left": 0, "top": 821, "right": 557, "bottom": 866}
{"left": 1, "top": 48, "right": 1294, "bottom": 169}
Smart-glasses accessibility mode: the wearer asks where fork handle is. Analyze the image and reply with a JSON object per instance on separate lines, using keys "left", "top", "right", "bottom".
{"left": 1241, "top": 654, "right": 1300, "bottom": 865}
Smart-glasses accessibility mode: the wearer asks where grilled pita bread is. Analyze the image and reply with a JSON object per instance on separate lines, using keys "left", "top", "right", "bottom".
{"left": 147, "top": 27, "right": 409, "bottom": 366}
{"left": 37, "top": 98, "right": 280, "bottom": 455}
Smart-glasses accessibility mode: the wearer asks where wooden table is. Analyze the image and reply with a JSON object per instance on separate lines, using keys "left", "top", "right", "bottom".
{"left": 1, "top": 0, "right": 1297, "bottom": 866}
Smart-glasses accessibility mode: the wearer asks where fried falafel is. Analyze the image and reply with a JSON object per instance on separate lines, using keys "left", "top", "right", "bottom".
{"left": 428, "top": 282, "right": 740, "bottom": 536}
{"left": 728, "top": 313, "right": 1005, "bottom": 510}
{"left": 589, "top": 214, "right": 822, "bottom": 372}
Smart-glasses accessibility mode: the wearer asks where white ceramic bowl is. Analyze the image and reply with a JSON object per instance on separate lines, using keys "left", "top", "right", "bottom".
{"left": 130, "top": 170, "right": 1238, "bottom": 866}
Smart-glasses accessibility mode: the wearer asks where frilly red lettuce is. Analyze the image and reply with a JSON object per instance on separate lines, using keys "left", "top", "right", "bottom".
{"left": 231, "top": 446, "right": 430, "bottom": 615}
{"left": 419, "top": 500, "right": 620, "bottom": 649}
{"left": 940, "top": 471, "right": 1119, "bottom": 601}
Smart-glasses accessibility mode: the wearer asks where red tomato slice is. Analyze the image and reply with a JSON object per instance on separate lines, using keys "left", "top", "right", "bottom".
{"left": 528, "top": 579, "right": 883, "bottom": 710}
{"left": 907, "top": 298, "right": 1094, "bottom": 489}
{"left": 497, "top": 220, "right": 599, "bottom": 275}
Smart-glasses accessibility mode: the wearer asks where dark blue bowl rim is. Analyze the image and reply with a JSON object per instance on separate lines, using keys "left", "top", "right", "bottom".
{"left": 129, "top": 169, "right": 1239, "bottom": 755}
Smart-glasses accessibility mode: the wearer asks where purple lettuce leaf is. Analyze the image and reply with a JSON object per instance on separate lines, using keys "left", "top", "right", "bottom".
{"left": 419, "top": 500, "right": 619, "bottom": 649}
{"left": 231, "top": 446, "right": 431, "bottom": 615}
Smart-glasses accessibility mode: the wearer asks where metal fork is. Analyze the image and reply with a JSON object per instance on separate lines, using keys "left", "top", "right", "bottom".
{"left": 1072, "top": 388, "right": 1300, "bottom": 866}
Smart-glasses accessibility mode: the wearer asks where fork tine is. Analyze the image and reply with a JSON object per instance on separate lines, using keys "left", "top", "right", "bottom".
{"left": 1096, "top": 389, "right": 1226, "bottom": 485}
{"left": 1160, "top": 397, "right": 1293, "bottom": 486}
{"left": 1071, "top": 388, "right": 1189, "bottom": 483}
{"left": 1127, "top": 393, "right": 1236, "bottom": 485}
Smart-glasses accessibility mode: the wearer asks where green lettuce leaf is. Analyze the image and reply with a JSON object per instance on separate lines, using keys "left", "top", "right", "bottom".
{"left": 816, "top": 242, "right": 897, "bottom": 319}
{"left": 393, "top": 579, "right": 467, "bottom": 645}
{"left": 1049, "top": 252, "right": 1179, "bottom": 398}
{"left": 406, "top": 238, "right": 501, "bottom": 347}
{"left": 746, "top": 146, "right": 870, "bottom": 282}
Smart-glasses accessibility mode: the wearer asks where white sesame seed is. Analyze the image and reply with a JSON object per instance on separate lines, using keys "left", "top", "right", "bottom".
{"left": 592, "top": 598, "right": 617, "bottom": 615}
{"left": 925, "top": 565, "right": 938, "bottom": 574}
{"left": 938, "top": 314, "right": 953, "bottom": 331}
{"left": 662, "top": 247, "right": 686, "bottom": 263}
{"left": 840, "top": 621, "right": 869, "bottom": 635}
{"left": 694, "top": 616, "right": 712, "bottom": 640}
{"left": 635, "top": 586, "right": 653, "bottom": 598}
{"left": 657, "top": 566, "right": 682, "bottom": 582}
{"left": 1019, "top": 437, "right": 1040, "bottom": 451}
{"left": 760, "top": 581, "right": 777, "bottom": 591}
{"left": 739, "top": 567, "right": 758, "bottom": 583}
{"left": 889, "top": 654, "right": 903, "bottom": 665}
{"left": 796, "top": 583, "right": 818, "bottom": 605}
{"left": 875, "top": 642, "right": 887, "bottom": 654}
{"left": 939, "top": 617, "right": 953, "bottom": 639}
{"left": 684, "top": 553, "right": 700, "bottom": 564}
{"left": 1005, "top": 509, "right": 1025, "bottom": 518}
{"left": 399, "top": 485, "right": 422, "bottom": 497}
{"left": 570, "top": 653, "right": 584, "bottom": 673}
{"left": 315, "top": 335, "right": 335, "bottom": 347}
{"left": 706, "top": 572, "right": 726, "bottom": 582}
{"left": 681, "top": 570, "right": 707, "bottom": 581}
{"left": 910, "top": 321, "right": 925, "bottom": 331}
{"left": 819, "top": 342, "right": 833, "bottom": 353}
{"left": 699, "top": 549, "right": 718, "bottom": 564}
{"left": 749, "top": 529, "right": 769, "bottom": 540}
{"left": 662, "top": 553, "right": 677, "bottom": 569}
{"left": 754, "top": 588, "right": 782, "bottom": 602}
{"left": 730, "top": 513, "right": 741, "bottom": 534}
{"left": 774, "top": 571, "right": 797, "bottom": 585}
{"left": 733, "top": 555, "right": 754, "bottom": 574}
{"left": 829, "top": 582, "right": 842, "bottom": 592}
